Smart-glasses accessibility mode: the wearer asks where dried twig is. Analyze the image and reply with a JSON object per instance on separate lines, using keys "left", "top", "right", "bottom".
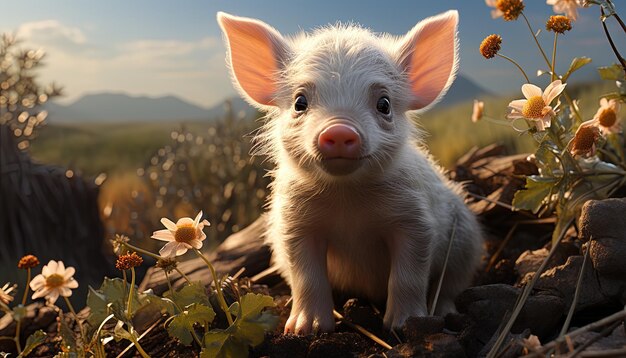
{"left": 333, "top": 310, "right": 392, "bottom": 350}
{"left": 487, "top": 219, "right": 573, "bottom": 358}
{"left": 430, "top": 217, "right": 457, "bottom": 315}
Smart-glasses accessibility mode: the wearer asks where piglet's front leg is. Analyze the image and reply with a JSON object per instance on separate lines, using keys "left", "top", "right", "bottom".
{"left": 383, "top": 232, "right": 430, "bottom": 329}
{"left": 284, "top": 236, "right": 335, "bottom": 335}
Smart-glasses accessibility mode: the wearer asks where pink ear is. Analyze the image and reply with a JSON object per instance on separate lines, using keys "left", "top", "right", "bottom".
{"left": 217, "top": 12, "right": 287, "bottom": 108}
{"left": 397, "top": 10, "right": 459, "bottom": 111}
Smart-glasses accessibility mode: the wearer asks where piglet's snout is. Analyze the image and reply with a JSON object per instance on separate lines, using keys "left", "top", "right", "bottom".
{"left": 317, "top": 124, "right": 361, "bottom": 159}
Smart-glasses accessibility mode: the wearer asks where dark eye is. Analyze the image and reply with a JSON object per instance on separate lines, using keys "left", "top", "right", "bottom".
{"left": 294, "top": 95, "right": 308, "bottom": 113}
{"left": 376, "top": 96, "right": 391, "bottom": 115}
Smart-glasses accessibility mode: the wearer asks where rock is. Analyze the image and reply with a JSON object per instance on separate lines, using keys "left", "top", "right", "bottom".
{"left": 385, "top": 343, "right": 422, "bottom": 358}
{"left": 479, "top": 328, "right": 531, "bottom": 358}
{"left": 579, "top": 198, "right": 626, "bottom": 278}
{"left": 536, "top": 256, "right": 607, "bottom": 310}
{"left": 402, "top": 316, "right": 445, "bottom": 344}
{"left": 579, "top": 198, "right": 626, "bottom": 242}
{"left": 456, "top": 284, "right": 564, "bottom": 342}
{"left": 423, "top": 333, "right": 466, "bottom": 357}
{"left": 342, "top": 298, "right": 383, "bottom": 333}
{"left": 515, "top": 248, "right": 550, "bottom": 277}
{"left": 515, "top": 241, "right": 580, "bottom": 280}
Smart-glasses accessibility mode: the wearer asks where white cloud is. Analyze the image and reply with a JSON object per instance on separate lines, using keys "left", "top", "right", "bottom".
{"left": 17, "top": 20, "right": 86, "bottom": 46}
{"left": 9, "top": 19, "right": 235, "bottom": 108}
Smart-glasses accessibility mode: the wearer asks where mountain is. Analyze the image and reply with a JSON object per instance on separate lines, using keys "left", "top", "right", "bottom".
{"left": 440, "top": 75, "right": 492, "bottom": 106}
{"left": 45, "top": 74, "right": 487, "bottom": 123}
{"left": 46, "top": 93, "right": 252, "bottom": 123}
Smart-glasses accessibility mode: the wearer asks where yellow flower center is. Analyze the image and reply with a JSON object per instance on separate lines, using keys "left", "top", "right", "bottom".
{"left": 522, "top": 96, "right": 546, "bottom": 118}
{"left": 175, "top": 225, "right": 197, "bottom": 244}
{"left": 46, "top": 274, "right": 65, "bottom": 288}
{"left": 598, "top": 108, "right": 617, "bottom": 127}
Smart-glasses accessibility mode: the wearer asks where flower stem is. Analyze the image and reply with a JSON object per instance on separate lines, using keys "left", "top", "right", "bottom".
{"left": 193, "top": 249, "right": 233, "bottom": 325}
{"left": 174, "top": 267, "right": 193, "bottom": 285}
{"left": 496, "top": 53, "right": 530, "bottom": 83}
{"left": 14, "top": 320, "right": 22, "bottom": 354}
{"left": 129, "top": 330, "right": 150, "bottom": 358}
{"left": 21, "top": 268, "right": 30, "bottom": 305}
{"left": 601, "top": 7, "right": 626, "bottom": 78}
{"left": 164, "top": 270, "right": 203, "bottom": 347}
{"left": 15, "top": 267, "right": 33, "bottom": 354}
{"left": 127, "top": 268, "right": 136, "bottom": 321}
{"left": 522, "top": 13, "right": 552, "bottom": 69}
{"left": 614, "top": 12, "right": 626, "bottom": 33}
{"left": 63, "top": 296, "right": 86, "bottom": 343}
{"left": 551, "top": 33, "right": 558, "bottom": 82}
{"left": 122, "top": 270, "right": 128, "bottom": 308}
{"left": 123, "top": 243, "right": 161, "bottom": 261}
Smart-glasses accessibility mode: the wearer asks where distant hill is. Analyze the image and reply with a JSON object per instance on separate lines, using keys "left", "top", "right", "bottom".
{"left": 440, "top": 75, "right": 492, "bottom": 106}
{"left": 46, "top": 93, "right": 252, "bottom": 123}
{"left": 45, "top": 74, "right": 489, "bottom": 123}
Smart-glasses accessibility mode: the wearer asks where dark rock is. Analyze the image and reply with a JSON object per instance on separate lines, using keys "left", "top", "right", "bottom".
{"left": 479, "top": 328, "right": 531, "bottom": 358}
{"left": 515, "top": 248, "right": 549, "bottom": 277}
{"left": 424, "top": 333, "right": 466, "bottom": 357}
{"left": 445, "top": 313, "right": 478, "bottom": 356}
{"left": 307, "top": 332, "right": 375, "bottom": 358}
{"left": 385, "top": 343, "right": 423, "bottom": 358}
{"left": 342, "top": 298, "right": 383, "bottom": 332}
{"left": 536, "top": 256, "right": 607, "bottom": 310}
{"left": 579, "top": 198, "right": 626, "bottom": 242}
{"left": 456, "top": 284, "right": 564, "bottom": 341}
{"left": 579, "top": 198, "right": 626, "bottom": 278}
{"left": 402, "top": 316, "right": 445, "bottom": 344}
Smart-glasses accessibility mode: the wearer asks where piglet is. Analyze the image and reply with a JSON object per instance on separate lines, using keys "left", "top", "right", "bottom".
{"left": 217, "top": 11, "right": 483, "bottom": 335}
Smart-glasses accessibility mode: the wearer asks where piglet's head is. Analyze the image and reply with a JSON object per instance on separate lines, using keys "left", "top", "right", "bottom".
{"left": 218, "top": 11, "right": 458, "bottom": 179}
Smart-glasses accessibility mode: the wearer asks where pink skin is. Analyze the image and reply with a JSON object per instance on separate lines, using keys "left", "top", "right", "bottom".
{"left": 317, "top": 124, "right": 361, "bottom": 159}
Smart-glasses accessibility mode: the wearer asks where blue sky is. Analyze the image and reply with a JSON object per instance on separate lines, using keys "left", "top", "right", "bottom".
{"left": 0, "top": 0, "right": 620, "bottom": 108}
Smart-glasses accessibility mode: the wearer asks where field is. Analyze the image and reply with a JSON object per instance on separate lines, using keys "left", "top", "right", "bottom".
{"left": 30, "top": 81, "right": 615, "bottom": 176}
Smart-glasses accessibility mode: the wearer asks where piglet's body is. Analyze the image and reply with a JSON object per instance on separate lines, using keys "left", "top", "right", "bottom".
{"left": 218, "top": 11, "right": 483, "bottom": 335}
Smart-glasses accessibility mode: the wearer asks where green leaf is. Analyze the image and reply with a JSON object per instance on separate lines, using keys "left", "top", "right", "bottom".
{"left": 237, "top": 293, "right": 275, "bottom": 319}
{"left": 87, "top": 277, "right": 169, "bottom": 328}
{"left": 164, "top": 281, "right": 210, "bottom": 310}
{"left": 167, "top": 303, "right": 216, "bottom": 345}
{"left": 199, "top": 293, "right": 277, "bottom": 356}
{"left": 21, "top": 330, "right": 46, "bottom": 357}
{"left": 237, "top": 311, "right": 278, "bottom": 347}
{"left": 598, "top": 64, "right": 624, "bottom": 81}
{"left": 58, "top": 316, "right": 77, "bottom": 354}
{"left": 562, "top": 57, "right": 592, "bottom": 82}
{"left": 513, "top": 176, "right": 557, "bottom": 214}
{"left": 201, "top": 331, "right": 248, "bottom": 358}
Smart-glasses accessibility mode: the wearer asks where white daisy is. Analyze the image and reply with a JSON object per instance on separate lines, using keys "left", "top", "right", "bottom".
{"left": 0, "top": 282, "right": 16, "bottom": 306}
{"left": 593, "top": 98, "right": 621, "bottom": 134}
{"left": 547, "top": 0, "right": 580, "bottom": 21}
{"left": 507, "top": 80, "right": 566, "bottom": 131}
{"left": 152, "top": 211, "right": 210, "bottom": 257}
{"left": 30, "top": 260, "right": 78, "bottom": 304}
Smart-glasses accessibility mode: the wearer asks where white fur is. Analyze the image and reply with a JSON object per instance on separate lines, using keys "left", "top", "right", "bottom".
{"left": 218, "top": 11, "right": 483, "bottom": 335}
